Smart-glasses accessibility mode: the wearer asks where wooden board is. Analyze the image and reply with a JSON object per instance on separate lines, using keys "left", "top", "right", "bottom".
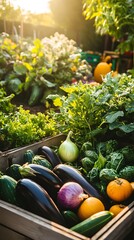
{"left": 0, "top": 200, "right": 133, "bottom": 240}
{"left": 0, "top": 225, "right": 31, "bottom": 240}
{"left": 92, "top": 201, "right": 134, "bottom": 240}
{"left": 0, "top": 200, "right": 87, "bottom": 240}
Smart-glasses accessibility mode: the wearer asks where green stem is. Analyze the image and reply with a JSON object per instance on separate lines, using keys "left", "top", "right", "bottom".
{"left": 67, "top": 131, "right": 73, "bottom": 141}
{"left": 19, "top": 166, "right": 37, "bottom": 177}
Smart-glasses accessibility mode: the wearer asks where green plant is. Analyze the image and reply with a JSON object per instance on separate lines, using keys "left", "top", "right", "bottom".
{"left": 0, "top": 32, "right": 92, "bottom": 106}
{"left": 0, "top": 105, "right": 58, "bottom": 151}
{"left": 0, "top": 87, "right": 15, "bottom": 113}
{"left": 82, "top": 0, "right": 134, "bottom": 53}
{"left": 49, "top": 73, "right": 134, "bottom": 147}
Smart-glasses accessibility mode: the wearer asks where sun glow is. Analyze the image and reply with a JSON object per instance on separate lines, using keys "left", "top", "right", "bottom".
{"left": 9, "top": 0, "right": 51, "bottom": 14}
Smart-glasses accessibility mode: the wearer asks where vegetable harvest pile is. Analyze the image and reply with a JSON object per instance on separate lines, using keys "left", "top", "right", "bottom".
{"left": 0, "top": 132, "right": 133, "bottom": 237}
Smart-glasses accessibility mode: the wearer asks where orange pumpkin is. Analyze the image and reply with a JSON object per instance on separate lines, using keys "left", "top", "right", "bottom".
{"left": 94, "top": 62, "right": 112, "bottom": 83}
{"left": 109, "top": 204, "right": 126, "bottom": 216}
{"left": 94, "top": 56, "right": 112, "bottom": 83}
{"left": 131, "top": 182, "right": 134, "bottom": 191}
{"left": 106, "top": 178, "right": 133, "bottom": 202}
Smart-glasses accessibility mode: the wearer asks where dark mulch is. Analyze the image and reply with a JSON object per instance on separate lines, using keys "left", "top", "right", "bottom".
{"left": 11, "top": 95, "right": 46, "bottom": 114}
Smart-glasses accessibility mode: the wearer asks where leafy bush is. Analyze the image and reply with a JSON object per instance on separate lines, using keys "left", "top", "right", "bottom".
{"left": 0, "top": 87, "right": 58, "bottom": 151}
{"left": 0, "top": 105, "right": 58, "bottom": 151}
{"left": 0, "top": 87, "right": 15, "bottom": 113}
{"left": 48, "top": 73, "right": 134, "bottom": 147}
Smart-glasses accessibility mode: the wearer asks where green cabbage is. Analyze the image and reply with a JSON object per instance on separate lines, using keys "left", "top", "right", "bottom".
{"left": 119, "top": 166, "right": 134, "bottom": 182}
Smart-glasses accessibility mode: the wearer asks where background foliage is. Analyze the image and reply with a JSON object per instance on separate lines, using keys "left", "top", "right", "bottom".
{"left": 82, "top": 0, "right": 134, "bottom": 53}
{"left": 0, "top": 32, "right": 92, "bottom": 107}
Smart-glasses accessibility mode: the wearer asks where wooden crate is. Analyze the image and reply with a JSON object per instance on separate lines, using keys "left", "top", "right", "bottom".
{"left": 0, "top": 134, "right": 134, "bottom": 240}
{"left": 0, "top": 134, "right": 66, "bottom": 172}
{"left": 0, "top": 200, "right": 133, "bottom": 240}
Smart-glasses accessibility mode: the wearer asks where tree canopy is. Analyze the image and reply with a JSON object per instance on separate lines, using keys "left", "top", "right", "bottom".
{"left": 50, "top": 0, "right": 104, "bottom": 51}
{"left": 82, "top": 0, "right": 134, "bottom": 53}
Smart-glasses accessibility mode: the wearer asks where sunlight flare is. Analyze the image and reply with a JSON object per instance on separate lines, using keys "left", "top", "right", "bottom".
{"left": 9, "top": 0, "right": 51, "bottom": 14}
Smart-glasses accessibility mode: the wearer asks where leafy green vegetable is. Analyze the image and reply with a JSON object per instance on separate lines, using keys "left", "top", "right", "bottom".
{"left": 81, "top": 157, "right": 94, "bottom": 172}
{"left": 94, "top": 152, "right": 107, "bottom": 170}
{"left": 96, "top": 140, "right": 118, "bottom": 156}
{"left": 99, "top": 168, "right": 118, "bottom": 182}
{"left": 87, "top": 167, "right": 99, "bottom": 183}
{"left": 13, "top": 62, "right": 27, "bottom": 75}
{"left": 84, "top": 150, "right": 98, "bottom": 162}
{"left": 28, "top": 83, "right": 43, "bottom": 106}
{"left": 106, "top": 152, "right": 125, "bottom": 172}
{"left": 120, "top": 146, "right": 134, "bottom": 163}
{"left": 105, "top": 111, "right": 124, "bottom": 124}
{"left": 119, "top": 166, "right": 134, "bottom": 182}
{"left": 7, "top": 78, "right": 23, "bottom": 94}
{"left": 80, "top": 141, "right": 93, "bottom": 153}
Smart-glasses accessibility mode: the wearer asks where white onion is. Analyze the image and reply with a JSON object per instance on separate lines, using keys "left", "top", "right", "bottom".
{"left": 58, "top": 131, "right": 79, "bottom": 162}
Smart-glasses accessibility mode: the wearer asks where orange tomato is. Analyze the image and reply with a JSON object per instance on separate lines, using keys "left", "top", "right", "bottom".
{"left": 77, "top": 197, "right": 105, "bottom": 221}
{"left": 106, "top": 178, "right": 133, "bottom": 202}
{"left": 109, "top": 204, "right": 126, "bottom": 216}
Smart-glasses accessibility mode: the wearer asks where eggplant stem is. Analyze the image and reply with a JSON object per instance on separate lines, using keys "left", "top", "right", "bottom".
{"left": 19, "top": 166, "right": 37, "bottom": 177}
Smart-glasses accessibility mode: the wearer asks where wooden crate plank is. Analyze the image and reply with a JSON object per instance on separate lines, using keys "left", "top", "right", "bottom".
{"left": 92, "top": 201, "right": 134, "bottom": 240}
{"left": 0, "top": 157, "right": 9, "bottom": 173}
{"left": 0, "top": 134, "right": 66, "bottom": 171}
{"left": 0, "top": 224, "right": 31, "bottom": 240}
{"left": 0, "top": 201, "right": 88, "bottom": 240}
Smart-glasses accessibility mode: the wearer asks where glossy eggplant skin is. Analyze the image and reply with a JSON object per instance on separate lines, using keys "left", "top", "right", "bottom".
{"left": 21, "top": 164, "right": 63, "bottom": 201}
{"left": 38, "top": 146, "right": 61, "bottom": 167}
{"left": 16, "top": 178, "right": 66, "bottom": 226}
{"left": 53, "top": 164, "right": 104, "bottom": 203}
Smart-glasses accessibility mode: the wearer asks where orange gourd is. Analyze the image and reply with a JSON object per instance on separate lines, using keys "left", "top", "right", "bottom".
{"left": 94, "top": 56, "right": 112, "bottom": 83}
{"left": 106, "top": 178, "right": 133, "bottom": 202}
{"left": 109, "top": 204, "right": 126, "bottom": 216}
{"left": 77, "top": 197, "right": 105, "bottom": 221}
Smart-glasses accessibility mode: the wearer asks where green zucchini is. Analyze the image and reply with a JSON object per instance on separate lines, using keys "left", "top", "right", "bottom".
{"left": 23, "top": 149, "right": 35, "bottom": 164}
{"left": 0, "top": 175, "right": 17, "bottom": 204}
{"left": 71, "top": 211, "right": 114, "bottom": 237}
{"left": 62, "top": 210, "right": 80, "bottom": 228}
